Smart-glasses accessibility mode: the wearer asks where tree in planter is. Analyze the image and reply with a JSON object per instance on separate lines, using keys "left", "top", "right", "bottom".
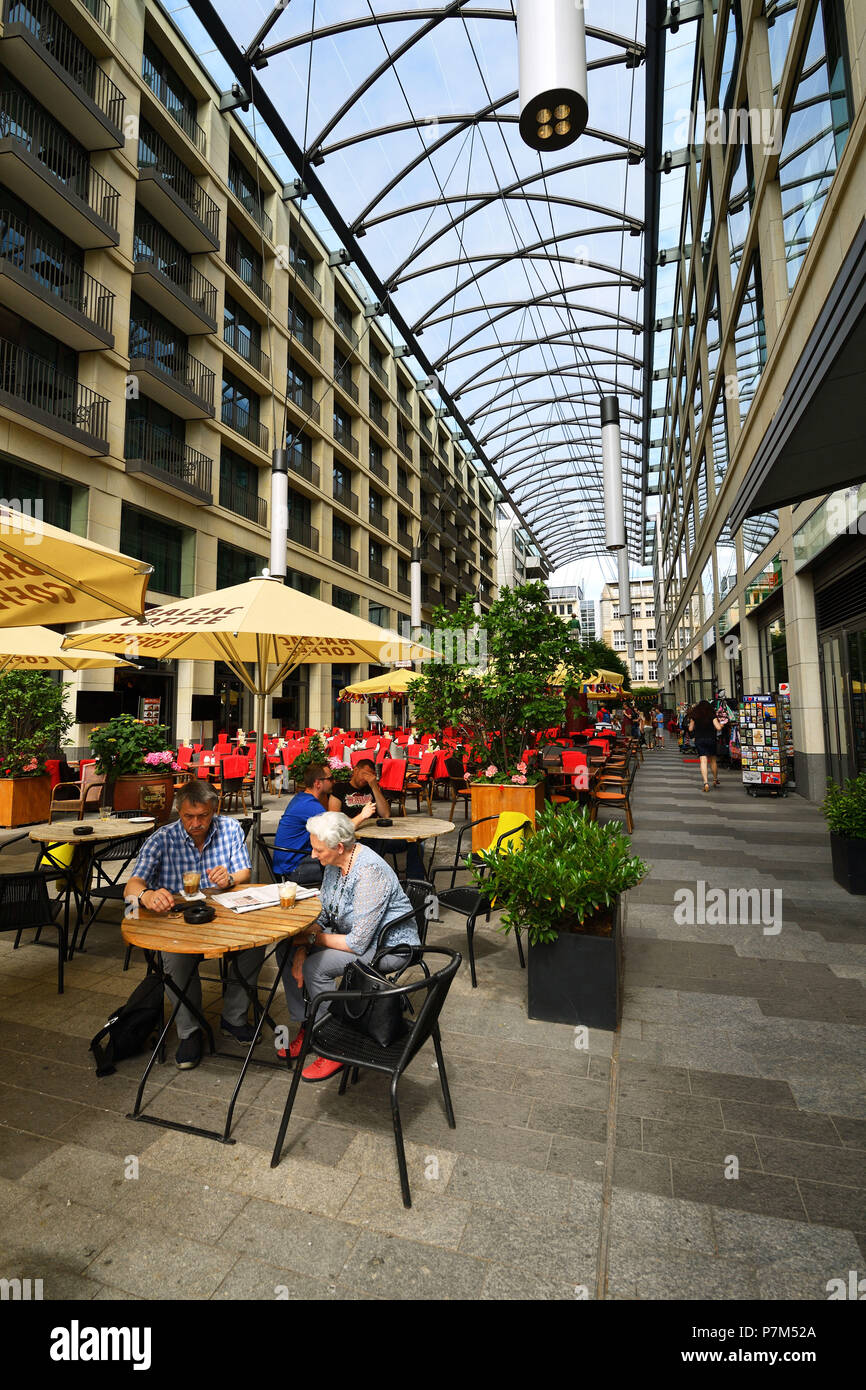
{"left": 408, "top": 583, "right": 592, "bottom": 773}
{"left": 474, "top": 801, "right": 647, "bottom": 944}
{"left": 0, "top": 671, "right": 73, "bottom": 778}
{"left": 288, "top": 734, "right": 330, "bottom": 784}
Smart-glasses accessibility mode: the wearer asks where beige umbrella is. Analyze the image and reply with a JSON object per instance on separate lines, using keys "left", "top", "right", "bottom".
{"left": 62, "top": 575, "right": 430, "bottom": 817}
{"left": 340, "top": 667, "right": 417, "bottom": 700}
{"left": 0, "top": 505, "right": 151, "bottom": 626}
{"left": 0, "top": 626, "right": 137, "bottom": 675}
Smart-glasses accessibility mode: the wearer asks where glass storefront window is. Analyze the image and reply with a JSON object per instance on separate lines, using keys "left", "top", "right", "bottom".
{"left": 732, "top": 255, "right": 767, "bottom": 421}
{"left": 742, "top": 511, "right": 779, "bottom": 567}
{"left": 760, "top": 617, "right": 788, "bottom": 689}
{"left": 793, "top": 483, "right": 866, "bottom": 570}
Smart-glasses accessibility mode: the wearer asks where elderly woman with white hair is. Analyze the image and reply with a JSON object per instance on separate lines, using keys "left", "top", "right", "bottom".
{"left": 277, "top": 810, "right": 420, "bottom": 1083}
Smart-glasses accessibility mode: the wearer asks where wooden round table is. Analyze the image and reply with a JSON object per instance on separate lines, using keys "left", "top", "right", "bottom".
{"left": 124, "top": 889, "right": 320, "bottom": 1144}
{"left": 29, "top": 817, "right": 158, "bottom": 949}
{"left": 356, "top": 814, "right": 455, "bottom": 845}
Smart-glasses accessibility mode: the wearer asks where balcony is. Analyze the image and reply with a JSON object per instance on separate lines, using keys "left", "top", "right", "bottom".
{"left": 441, "top": 556, "right": 460, "bottom": 583}
{"left": 421, "top": 584, "right": 443, "bottom": 607}
{"left": 221, "top": 397, "right": 268, "bottom": 452}
{"left": 396, "top": 427, "right": 413, "bottom": 461}
{"left": 287, "top": 515, "right": 318, "bottom": 551}
{"left": 334, "top": 314, "right": 359, "bottom": 350}
{"left": 421, "top": 546, "right": 442, "bottom": 576}
{"left": 332, "top": 540, "right": 358, "bottom": 570}
{"left": 369, "top": 559, "right": 389, "bottom": 587}
{"left": 397, "top": 575, "right": 410, "bottom": 596}
{"left": 132, "top": 222, "right": 217, "bottom": 335}
{"left": 141, "top": 52, "right": 206, "bottom": 156}
{"left": 286, "top": 383, "right": 320, "bottom": 425}
{"left": 1, "top": 0, "right": 124, "bottom": 149}
{"left": 223, "top": 322, "right": 270, "bottom": 381}
{"left": 226, "top": 242, "right": 271, "bottom": 309}
{"left": 332, "top": 477, "right": 359, "bottom": 514}
{"left": 397, "top": 390, "right": 412, "bottom": 420}
{"left": 0, "top": 209, "right": 114, "bottom": 350}
{"left": 368, "top": 509, "right": 389, "bottom": 537}
{"left": 424, "top": 460, "right": 445, "bottom": 490}
{"left": 227, "top": 168, "right": 273, "bottom": 241}
{"left": 289, "top": 319, "right": 320, "bottom": 363}
{"left": 419, "top": 417, "right": 433, "bottom": 445}
{"left": 334, "top": 370, "right": 359, "bottom": 405}
{"left": 129, "top": 324, "right": 215, "bottom": 419}
{"left": 369, "top": 456, "right": 389, "bottom": 486}
{"left": 124, "top": 418, "right": 212, "bottom": 503}
{"left": 290, "top": 252, "right": 322, "bottom": 302}
{"left": 368, "top": 401, "right": 389, "bottom": 439}
{"left": 0, "top": 91, "right": 118, "bottom": 246}
{"left": 138, "top": 123, "right": 219, "bottom": 253}
{"left": 333, "top": 417, "right": 359, "bottom": 459}
{"left": 219, "top": 477, "right": 266, "bottom": 527}
{"left": 397, "top": 525, "right": 413, "bottom": 551}
{"left": 397, "top": 479, "right": 413, "bottom": 506}
{"left": 288, "top": 448, "right": 319, "bottom": 489}
{"left": 369, "top": 356, "right": 388, "bottom": 389}
{"left": 0, "top": 335, "right": 108, "bottom": 452}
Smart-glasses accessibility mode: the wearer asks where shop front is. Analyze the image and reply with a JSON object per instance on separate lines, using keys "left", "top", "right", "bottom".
{"left": 113, "top": 659, "right": 176, "bottom": 739}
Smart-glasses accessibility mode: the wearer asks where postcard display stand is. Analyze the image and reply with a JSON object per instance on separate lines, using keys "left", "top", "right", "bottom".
{"left": 739, "top": 693, "right": 788, "bottom": 796}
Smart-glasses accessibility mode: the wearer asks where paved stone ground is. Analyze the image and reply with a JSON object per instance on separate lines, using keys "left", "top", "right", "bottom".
{"left": 0, "top": 748, "right": 863, "bottom": 1300}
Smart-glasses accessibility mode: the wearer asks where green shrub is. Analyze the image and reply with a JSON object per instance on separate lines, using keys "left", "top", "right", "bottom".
{"left": 0, "top": 671, "right": 72, "bottom": 778}
{"left": 821, "top": 773, "right": 866, "bottom": 840}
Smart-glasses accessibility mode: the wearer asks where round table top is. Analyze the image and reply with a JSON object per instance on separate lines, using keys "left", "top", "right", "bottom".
{"left": 29, "top": 817, "right": 156, "bottom": 845}
{"left": 357, "top": 814, "right": 455, "bottom": 842}
{"left": 122, "top": 890, "right": 320, "bottom": 957}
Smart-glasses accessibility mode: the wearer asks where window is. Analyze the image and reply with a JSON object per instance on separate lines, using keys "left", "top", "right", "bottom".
{"left": 369, "top": 438, "right": 384, "bottom": 473}
{"left": 0, "top": 453, "right": 75, "bottom": 531}
{"left": 369, "top": 486, "right": 385, "bottom": 520}
{"left": 121, "top": 504, "right": 189, "bottom": 596}
{"left": 369, "top": 340, "right": 386, "bottom": 381}
{"left": 634, "top": 662, "right": 644, "bottom": 681}
{"left": 228, "top": 153, "right": 268, "bottom": 231}
{"left": 646, "top": 630, "right": 656, "bottom": 650}
{"left": 287, "top": 358, "right": 313, "bottom": 412}
{"left": 287, "top": 569, "right": 319, "bottom": 598}
{"left": 760, "top": 616, "right": 789, "bottom": 689}
{"left": 732, "top": 255, "right": 766, "bottom": 422}
{"left": 223, "top": 294, "right": 262, "bottom": 368}
{"left": 612, "top": 629, "right": 626, "bottom": 650}
{"left": 334, "top": 296, "right": 355, "bottom": 339}
{"left": 227, "top": 222, "right": 266, "bottom": 298}
{"left": 705, "top": 277, "right": 721, "bottom": 394}
{"left": 648, "top": 662, "right": 658, "bottom": 682}
{"left": 333, "top": 403, "right": 353, "bottom": 442}
{"left": 725, "top": 113, "right": 755, "bottom": 289}
{"left": 612, "top": 607, "right": 620, "bottom": 620}
{"left": 710, "top": 391, "right": 729, "bottom": 489}
{"left": 288, "top": 295, "right": 314, "bottom": 343}
{"left": 142, "top": 35, "right": 199, "bottom": 141}
{"left": 369, "top": 603, "right": 389, "bottom": 627}
{"left": 644, "top": 607, "right": 655, "bottom": 620}
{"left": 220, "top": 447, "right": 258, "bottom": 510}
{"left": 332, "top": 585, "right": 358, "bottom": 615}
{"left": 332, "top": 516, "right": 352, "bottom": 554}
{"left": 216, "top": 539, "right": 260, "bottom": 589}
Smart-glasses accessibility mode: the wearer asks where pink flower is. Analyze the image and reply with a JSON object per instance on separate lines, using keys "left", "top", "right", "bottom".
{"left": 517, "top": 761, "right": 527, "bottom": 774}
{"left": 328, "top": 756, "right": 343, "bottom": 769}
{"left": 485, "top": 764, "right": 498, "bottom": 778}
{"left": 464, "top": 772, "right": 472, "bottom": 782}
{"left": 512, "top": 774, "right": 527, "bottom": 784}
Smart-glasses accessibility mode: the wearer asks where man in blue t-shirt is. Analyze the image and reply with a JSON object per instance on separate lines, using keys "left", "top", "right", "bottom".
{"left": 273, "top": 764, "right": 333, "bottom": 877}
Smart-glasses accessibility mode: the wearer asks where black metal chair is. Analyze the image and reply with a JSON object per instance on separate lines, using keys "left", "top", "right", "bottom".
{"left": 271, "top": 946, "right": 461, "bottom": 1208}
{"left": 257, "top": 832, "right": 278, "bottom": 883}
{"left": 436, "top": 821, "right": 528, "bottom": 987}
{"left": 73, "top": 829, "right": 152, "bottom": 957}
{"left": 0, "top": 871, "right": 69, "bottom": 993}
{"left": 429, "top": 815, "right": 500, "bottom": 891}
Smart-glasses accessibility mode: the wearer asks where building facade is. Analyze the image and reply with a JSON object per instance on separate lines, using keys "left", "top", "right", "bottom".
{"left": 0, "top": 0, "right": 499, "bottom": 745}
{"left": 600, "top": 580, "right": 659, "bottom": 688}
{"left": 545, "top": 584, "right": 584, "bottom": 623}
{"left": 644, "top": 0, "right": 866, "bottom": 799}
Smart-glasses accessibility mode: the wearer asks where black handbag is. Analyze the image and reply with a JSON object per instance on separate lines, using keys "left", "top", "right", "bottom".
{"left": 331, "top": 951, "right": 412, "bottom": 1047}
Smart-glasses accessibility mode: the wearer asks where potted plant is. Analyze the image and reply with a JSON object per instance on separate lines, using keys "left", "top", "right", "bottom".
{"left": 475, "top": 801, "right": 647, "bottom": 1028}
{"left": 821, "top": 773, "right": 866, "bottom": 895}
{"left": 0, "top": 671, "right": 73, "bottom": 827}
{"left": 90, "top": 715, "right": 178, "bottom": 823}
{"left": 288, "top": 733, "right": 330, "bottom": 789}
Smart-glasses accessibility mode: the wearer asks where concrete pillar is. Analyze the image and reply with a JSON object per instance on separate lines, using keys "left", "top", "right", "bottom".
{"left": 781, "top": 544, "right": 826, "bottom": 801}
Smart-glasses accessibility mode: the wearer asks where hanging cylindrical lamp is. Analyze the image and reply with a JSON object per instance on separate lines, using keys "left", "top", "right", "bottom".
{"left": 269, "top": 448, "right": 288, "bottom": 580}
{"left": 516, "top": 0, "right": 589, "bottom": 152}
{"left": 601, "top": 396, "right": 625, "bottom": 551}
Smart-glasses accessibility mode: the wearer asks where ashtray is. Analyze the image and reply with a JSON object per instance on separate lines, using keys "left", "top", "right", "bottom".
{"left": 72, "top": 825, "right": 94, "bottom": 835}
{"left": 183, "top": 902, "right": 215, "bottom": 924}
{"left": 376, "top": 817, "right": 393, "bottom": 827}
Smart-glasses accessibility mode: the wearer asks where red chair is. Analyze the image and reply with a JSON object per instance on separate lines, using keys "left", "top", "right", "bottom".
{"left": 404, "top": 750, "right": 436, "bottom": 814}
{"left": 219, "top": 755, "right": 249, "bottom": 812}
{"left": 350, "top": 749, "right": 375, "bottom": 767}
{"left": 377, "top": 757, "right": 407, "bottom": 814}
{"left": 44, "top": 759, "right": 63, "bottom": 790}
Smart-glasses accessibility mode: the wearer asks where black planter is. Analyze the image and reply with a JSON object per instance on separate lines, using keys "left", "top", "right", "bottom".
{"left": 527, "top": 897, "right": 623, "bottom": 1030}
{"left": 829, "top": 832, "right": 866, "bottom": 895}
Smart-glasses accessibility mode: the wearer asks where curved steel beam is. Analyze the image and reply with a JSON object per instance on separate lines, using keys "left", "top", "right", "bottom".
{"left": 472, "top": 390, "right": 643, "bottom": 434}
{"left": 430, "top": 297, "right": 642, "bottom": 368}
{"left": 419, "top": 273, "right": 640, "bottom": 335}
{"left": 447, "top": 332, "right": 642, "bottom": 395}
{"left": 322, "top": 111, "right": 642, "bottom": 162}
{"left": 463, "top": 371, "right": 642, "bottom": 422}
{"left": 445, "top": 326, "right": 643, "bottom": 374}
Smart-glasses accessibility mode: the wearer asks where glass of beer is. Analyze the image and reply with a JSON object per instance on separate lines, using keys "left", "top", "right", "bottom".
{"left": 182, "top": 871, "right": 201, "bottom": 898}
{"left": 279, "top": 880, "right": 297, "bottom": 909}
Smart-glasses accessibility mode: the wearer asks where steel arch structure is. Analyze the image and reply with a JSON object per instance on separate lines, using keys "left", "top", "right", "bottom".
{"left": 186, "top": 0, "right": 647, "bottom": 569}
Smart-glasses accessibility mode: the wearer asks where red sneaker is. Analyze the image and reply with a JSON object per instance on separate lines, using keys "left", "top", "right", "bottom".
{"left": 276, "top": 1027, "right": 305, "bottom": 1061}
{"left": 301, "top": 1056, "right": 344, "bottom": 1084}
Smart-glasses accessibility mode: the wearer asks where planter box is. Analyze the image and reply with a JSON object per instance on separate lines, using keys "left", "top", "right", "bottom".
{"left": 829, "top": 832, "right": 866, "bottom": 896}
{"left": 111, "top": 773, "right": 175, "bottom": 825}
{"left": 0, "top": 774, "right": 51, "bottom": 828}
{"left": 470, "top": 781, "right": 546, "bottom": 851}
{"left": 527, "top": 897, "right": 623, "bottom": 1030}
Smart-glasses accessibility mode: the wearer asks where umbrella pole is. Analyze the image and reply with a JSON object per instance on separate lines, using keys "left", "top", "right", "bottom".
{"left": 252, "top": 666, "right": 266, "bottom": 871}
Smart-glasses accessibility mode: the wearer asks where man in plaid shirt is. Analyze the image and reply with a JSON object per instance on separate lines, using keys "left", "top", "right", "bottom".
{"left": 125, "top": 779, "right": 256, "bottom": 1071}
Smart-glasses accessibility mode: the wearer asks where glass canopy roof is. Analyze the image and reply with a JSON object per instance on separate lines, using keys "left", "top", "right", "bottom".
{"left": 180, "top": 0, "right": 648, "bottom": 568}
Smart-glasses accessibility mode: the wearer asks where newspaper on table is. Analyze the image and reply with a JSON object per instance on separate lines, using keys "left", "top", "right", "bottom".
{"left": 213, "top": 884, "right": 320, "bottom": 914}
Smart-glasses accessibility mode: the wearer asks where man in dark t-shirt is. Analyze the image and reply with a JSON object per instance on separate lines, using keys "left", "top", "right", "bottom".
{"left": 330, "top": 759, "right": 427, "bottom": 879}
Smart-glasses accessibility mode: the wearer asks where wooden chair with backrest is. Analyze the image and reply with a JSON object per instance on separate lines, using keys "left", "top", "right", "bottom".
{"left": 590, "top": 759, "right": 638, "bottom": 833}
{"left": 444, "top": 754, "right": 471, "bottom": 819}
{"left": 48, "top": 766, "right": 105, "bottom": 822}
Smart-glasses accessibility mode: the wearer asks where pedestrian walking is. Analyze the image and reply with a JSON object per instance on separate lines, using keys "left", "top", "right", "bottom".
{"left": 688, "top": 700, "right": 725, "bottom": 792}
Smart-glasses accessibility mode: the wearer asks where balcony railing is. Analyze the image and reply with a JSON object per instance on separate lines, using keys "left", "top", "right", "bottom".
{"left": 81, "top": 0, "right": 111, "bottom": 31}
{"left": 369, "top": 456, "right": 389, "bottom": 485}
{"left": 138, "top": 123, "right": 219, "bottom": 240}
{"left": 332, "top": 478, "right": 359, "bottom": 513}
{"left": 287, "top": 514, "right": 318, "bottom": 551}
{"left": 0, "top": 209, "right": 115, "bottom": 333}
{"left": 228, "top": 166, "right": 273, "bottom": 239}
{"left": 420, "top": 418, "right": 433, "bottom": 445}
{"left": 0, "top": 91, "right": 119, "bottom": 230}
{"left": 227, "top": 243, "right": 271, "bottom": 308}
{"left": 129, "top": 322, "right": 215, "bottom": 408}
{"left": 397, "top": 575, "right": 410, "bottom": 596}
{"left": 368, "top": 509, "right": 389, "bottom": 537}
{"left": 397, "top": 526, "right": 413, "bottom": 550}
{"left": 221, "top": 396, "right": 268, "bottom": 451}
{"left": 422, "top": 584, "right": 442, "bottom": 606}
{"left": 369, "top": 400, "right": 389, "bottom": 435}
{"left": 125, "top": 417, "right": 211, "bottom": 496}
{"left": 132, "top": 220, "right": 216, "bottom": 324}
{"left": 334, "top": 314, "right": 359, "bottom": 349}
{"left": 442, "top": 557, "right": 460, "bottom": 582}
{"left": 424, "top": 461, "right": 445, "bottom": 490}
{"left": 332, "top": 540, "right": 358, "bottom": 570}
{"left": 0, "top": 335, "right": 108, "bottom": 442}
{"left": 141, "top": 53, "right": 206, "bottom": 153}
{"left": 369, "top": 559, "right": 389, "bottom": 586}
{"left": 290, "top": 251, "right": 322, "bottom": 302}
{"left": 287, "top": 383, "right": 319, "bottom": 424}
{"left": 219, "top": 477, "right": 266, "bottom": 527}
{"left": 334, "top": 370, "right": 359, "bottom": 404}
{"left": 5, "top": 0, "right": 125, "bottom": 129}
{"left": 333, "top": 418, "right": 358, "bottom": 458}
{"left": 396, "top": 427, "right": 412, "bottom": 461}
{"left": 397, "top": 479, "right": 413, "bottom": 506}
{"left": 369, "top": 356, "right": 388, "bottom": 388}
{"left": 223, "top": 322, "right": 270, "bottom": 378}
{"left": 288, "top": 448, "right": 319, "bottom": 488}
{"left": 289, "top": 318, "right": 320, "bottom": 361}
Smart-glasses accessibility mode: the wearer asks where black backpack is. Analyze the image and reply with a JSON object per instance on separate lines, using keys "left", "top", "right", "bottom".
{"left": 89, "top": 973, "right": 164, "bottom": 1077}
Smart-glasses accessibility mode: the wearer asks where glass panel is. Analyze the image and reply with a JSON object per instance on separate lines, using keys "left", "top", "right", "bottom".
{"left": 742, "top": 511, "right": 779, "bottom": 567}
{"left": 726, "top": 120, "right": 754, "bottom": 289}
{"left": 848, "top": 629, "right": 866, "bottom": 772}
{"left": 705, "top": 276, "right": 721, "bottom": 393}
{"left": 766, "top": 0, "right": 799, "bottom": 99}
{"left": 701, "top": 557, "right": 715, "bottom": 625}
{"left": 716, "top": 526, "right": 738, "bottom": 597}
{"left": 732, "top": 255, "right": 766, "bottom": 421}
{"left": 710, "top": 389, "right": 729, "bottom": 489}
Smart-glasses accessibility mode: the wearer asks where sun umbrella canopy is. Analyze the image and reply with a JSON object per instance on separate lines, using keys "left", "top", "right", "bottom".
{"left": 340, "top": 668, "right": 417, "bottom": 701}
{"left": 62, "top": 576, "right": 430, "bottom": 694}
{"left": 0, "top": 626, "right": 137, "bottom": 674}
{"left": 0, "top": 506, "right": 151, "bottom": 626}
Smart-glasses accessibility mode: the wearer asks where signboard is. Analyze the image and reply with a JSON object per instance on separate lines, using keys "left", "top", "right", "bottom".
{"left": 139, "top": 697, "right": 161, "bottom": 727}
